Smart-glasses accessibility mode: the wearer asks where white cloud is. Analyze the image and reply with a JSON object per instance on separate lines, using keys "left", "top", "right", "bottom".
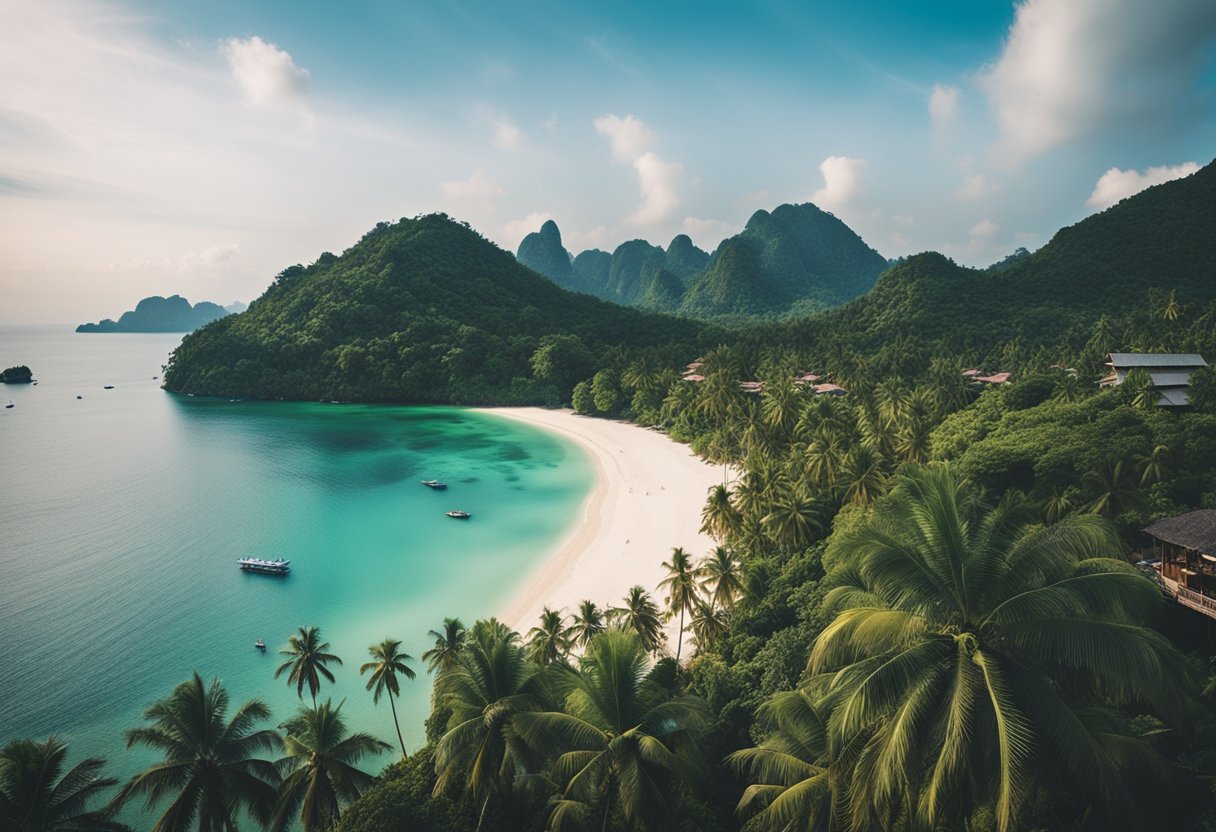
{"left": 628, "top": 152, "right": 683, "bottom": 226}
{"left": 441, "top": 171, "right": 505, "bottom": 200}
{"left": 565, "top": 225, "right": 612, "bottom": 252}
{"left": 979, "top": 0, "right": 1216, "bottom": 161}
{"left": 1085, "top": 161, "right": 1200, "bottom": 209}
{"left": 928, "top": 84, "right": 960, "bottom": 128}
{"left": 222, "top": 36, "right": 309, "bottom": 108}
{"left": 955, "top": 174, "right": 999, "bottom": 201}
{"left": 811, "top": 156, "right": 866, "bottom": 210}
{"left": 492, "top": 115, "right": 524, "bottom": 150}
{"left": 969, "top": 218, "right": 999, "bottom": 239}
{"left": 681, "top": 217, "right": 736, "bottom": 247}
{"left": 498, "top": 212, "right": 554, "bottom": 250}
{"left": 179, "top": 243, "right": 240, "bottom": 274}
{"left": 593, "top": 114, "right": 656, "bottom": 163}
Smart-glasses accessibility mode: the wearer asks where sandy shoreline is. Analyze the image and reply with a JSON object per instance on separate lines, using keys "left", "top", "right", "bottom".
{"left": 474, "top": 407, "right": 721, "bottom": 650}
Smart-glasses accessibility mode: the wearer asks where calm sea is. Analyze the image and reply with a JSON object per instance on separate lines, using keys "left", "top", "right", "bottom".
{"left": 0, "top": 325, "right": 592, "bottom": 816}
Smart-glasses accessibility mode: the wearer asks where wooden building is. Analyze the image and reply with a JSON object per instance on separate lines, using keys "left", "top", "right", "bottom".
{"left": 1100, "top": 352, "right": 1208, "bottom": 407}
{"left": 1144, "top": 509, "right": 1216, "bottom": 620}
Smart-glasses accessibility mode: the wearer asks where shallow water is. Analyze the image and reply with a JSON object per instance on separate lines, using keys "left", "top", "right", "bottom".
{"left": 0, "top": 326, "right": 592, "bottom": 819}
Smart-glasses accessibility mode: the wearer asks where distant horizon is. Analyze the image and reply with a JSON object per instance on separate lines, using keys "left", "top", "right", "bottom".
{"left": 2, "top": 0, "right": 1213, "bottom": 323}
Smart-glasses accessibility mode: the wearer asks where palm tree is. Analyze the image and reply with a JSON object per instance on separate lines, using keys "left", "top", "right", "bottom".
{"left": 1135, "top": 444, "right": 1171, "bottom": 487}
{"left": 728, "top": 690, "right": 834, "bottom": 832}
{"left": 700, "top": 483, "right": 741, "bottom": 542}
{"left": 809, "top": 463, "right": 1192, "bottom": 832}
{"left": 657, "top": 548, "right": 698, "bottom": 663}
{"left": 1159, "top": 288, "right": 1182, "bottom": 321}
{"left": 114, "top": 673, "right": 280, "bottom": 832}
{"left": 564, "top": 600, "right": 606, "bottom": 650}
{"left": 839, "top": 443, "right": 887, "bottom": 507}
{"left": 607, "top": 586, "right": 666, "bottom": 655}
{"left": 761, "top": 486, "right": 819, "bottom": 551}
{"left": 422, "top": 617, "right": 467, "bottom": 675}
{"left": 689, "top": 594, "right": 730, "bottom": 651}
{"left": 432, "top": 619, "right": 551, "bottom": 829}
{"left": 0, "top": 737, "right": 127, "bottom": 831}
{"left": 697, "top": 545, "right": 745, "bottom": 612}
{"left": 513, "top": 629, "right": 709, "bottom": 831}
{"left": 1084, "top": 457, "right": 1141, "bottom": 517}
{"left": 359, "top": 638, "right": 416, "bottom": 758}
{"left": 525, "top": 606, "right": 571, "bottom": 666}
{"left": 273, "top": 700, "right": 392, "bottom": 832}
{"left": 275, "top": 626, "right": 343, "bottom": 706}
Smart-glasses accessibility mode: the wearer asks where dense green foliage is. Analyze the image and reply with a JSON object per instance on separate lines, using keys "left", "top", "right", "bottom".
{"left": 76, "top": 295, "right": 229, "bottom": 333}
{"left": 1, "top": 365, "right": 33, "bottom": 383}
{"left": 515, "top": 204, "right": 887, "bottom": 320}
{"left": 0, "top": 737, "right": 127, "bottom": 831}
{"left": 164, "top": 215, "right": 714, "bottom": 403}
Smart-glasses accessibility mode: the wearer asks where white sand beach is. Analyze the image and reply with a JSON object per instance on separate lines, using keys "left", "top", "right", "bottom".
{"left": 477, "top": 407, "right": 722, "bottom": 651}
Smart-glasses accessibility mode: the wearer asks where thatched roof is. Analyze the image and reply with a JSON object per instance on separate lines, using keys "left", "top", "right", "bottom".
{"left": 1143, "top": 510, "right": 1216, "bottom": 555}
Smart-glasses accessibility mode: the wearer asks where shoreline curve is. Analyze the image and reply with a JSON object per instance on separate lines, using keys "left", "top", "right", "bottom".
{"left": 473, "top": 407, "right": 721, "bottom": 651}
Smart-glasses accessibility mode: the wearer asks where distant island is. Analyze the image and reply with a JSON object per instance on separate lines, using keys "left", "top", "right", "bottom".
{"left": 1, "top": 366, "right": 33, "bottom": 383}
{"left": 76, "top": 295, "right": 237, "bottom": 333}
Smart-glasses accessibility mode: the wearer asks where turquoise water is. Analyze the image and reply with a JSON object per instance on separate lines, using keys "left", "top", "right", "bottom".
{"left": 0, "top": 326, "right": 592, "bottom": 818}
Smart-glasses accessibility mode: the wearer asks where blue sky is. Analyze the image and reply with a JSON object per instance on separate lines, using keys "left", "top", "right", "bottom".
{"left": 1, "top": 0, "right": 1214, "bottom": 322}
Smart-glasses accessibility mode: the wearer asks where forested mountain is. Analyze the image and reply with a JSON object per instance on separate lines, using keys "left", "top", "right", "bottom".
{"left": 76, "top": 295, "right": 230, "bottom": 333}
{"left": 514, "top": 202, "right": 887, "bottom": 319}
{"left": 787, "top": 157, "right": 1216, "bottom": 367}
{"left": 162, "top": 215, "right": 716, "bottom": 403}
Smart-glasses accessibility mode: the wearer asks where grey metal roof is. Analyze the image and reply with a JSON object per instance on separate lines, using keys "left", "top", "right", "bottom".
{"left": 1144, "top": 510, "right": 1216, "bottom": 555}
{"left": 1157, "top": 388, "right": 1191, "bottom": 407}
{"left": 1108, "top": 353, "right": 1207, "bottom": 368}
{"left": 1149, "top": 371, "right": 1199, "bottom": 387}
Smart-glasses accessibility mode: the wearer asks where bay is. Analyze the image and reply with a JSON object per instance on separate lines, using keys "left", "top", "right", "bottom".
{"left": 0, "top": 325, "right": 592, "bottom": 818}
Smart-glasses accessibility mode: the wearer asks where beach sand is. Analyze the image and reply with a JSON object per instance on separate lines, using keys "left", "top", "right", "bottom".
{"left": 476, "top": 407, "right": 722, "bottom": 652}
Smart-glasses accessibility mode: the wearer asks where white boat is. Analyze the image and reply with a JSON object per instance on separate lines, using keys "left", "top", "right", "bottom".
{"left": 238, "top": 557, "right": 291, "bottom": 575}
{"left": 421, "top": 479, "right": 448, "bottom": 489}
{"left": 255, "top": 639, "right": 266, "bottom": 650}
{"left": 446, "top": 510, "right": 471, "bottom": 519}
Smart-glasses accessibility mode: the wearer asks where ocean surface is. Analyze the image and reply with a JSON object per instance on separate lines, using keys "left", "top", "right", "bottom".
{"left": 0, "top": 325, "right": 592, "bottom": 819}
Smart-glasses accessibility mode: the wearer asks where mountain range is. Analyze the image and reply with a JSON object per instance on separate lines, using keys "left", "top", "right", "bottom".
{"left": 76, "top": 295, "right": 233, "bottom": 333}
{"left": 516, "top": 202, "right": 890, "bottom": 319}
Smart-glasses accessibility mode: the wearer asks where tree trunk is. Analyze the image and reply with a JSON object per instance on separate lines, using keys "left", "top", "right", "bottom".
{"left": 675, "top": 605, "right": 685, "bottom": 663}
{"left": 389, "top": 692, "right": 407, "bottom": 758}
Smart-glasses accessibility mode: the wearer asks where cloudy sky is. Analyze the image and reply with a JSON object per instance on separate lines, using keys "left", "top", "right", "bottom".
{"left": 2, "top": 0, "right": 1214, "bottom": 323}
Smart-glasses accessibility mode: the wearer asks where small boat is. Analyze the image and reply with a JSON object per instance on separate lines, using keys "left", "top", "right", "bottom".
{"left": 103, "top": 385, "right": 114, "bottom": 390}
{"left": 237, "top": 557, "right": 291, "bottom": 575}
{"left": 76, "top": 395, "right": 82, "bottom": 400}
{"left": 4, "top": 401, "right": 12, "bottom": 409}
{"left": 446, "top": 510, "right": 471, "bottom": 519}
{"left": 421, "top": 479, "right": 448, "bottom": 489}
{"left": 254, "top": 639, "right": 266, "bottom": 650}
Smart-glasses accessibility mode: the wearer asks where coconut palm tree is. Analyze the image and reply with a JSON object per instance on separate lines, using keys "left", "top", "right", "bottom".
{"left": 272, "top": 700, "right": 391, "bottom": 832}
{"left": 697, "top": 545, "right": 745, "bottom": 612}
{"left": 0, "top": 737, "right": 127, "bottom": 832}
{"left": 607, "top": 586, "right": 666, "bottom": 655}
{"left": 525, "top": 607, "right": 571, "bottom": 667}
{"left": 700, "top": 483, "right": 741, "bottom": 542}
{"left": 809, "top": 463, "right": 1192, "bottom": 832}
{"left": 359, "top": 639, "right": 416, "bottom": 758}
{"left": 657, "top": 548, "right": 698, "bottom": 663}
{"left": 688, "top": 594, "right": 730, "bottom": 651}
{"left": 1084, "top": 457, "right": 1141, "bottom": 517}
{"left": 1135, "top": 444, "right": 1171, "bottom": 487}
{"left": 513, "top": 629, "right": 710, "bottom": 831}
{"left": 728, "top": 690, "right": 835, "bottom": 832}
{"left": 432, "top": 619, "right": 551, "bottom": 829}
{"left": 564, "top": 600, "right": 606, "bottom": 650}
{"left": 114, "top": 673, "right": 280, "bottom": 832}
{"left": 275, "top": 626, "right": 343, "bottom": 706}
{"left": 761, "top": 487, "right": 819, "bottom": 551}
{"left": 422, "top": 617, "right": 467, "bottom": 675}
{"left": 839, "top": 444, "right": 887, "bottom": 507}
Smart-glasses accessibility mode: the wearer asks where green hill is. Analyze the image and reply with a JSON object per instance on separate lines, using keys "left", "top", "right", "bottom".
{"left": 797, "top": 158, "right": 1216, "bottom": 361}
{"left": 162, "top": 215, "right": 714, "bottom": 403}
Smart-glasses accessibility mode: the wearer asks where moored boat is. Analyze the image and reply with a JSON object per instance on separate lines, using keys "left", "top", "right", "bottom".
{"left": 421, "top": 479, "right": 448, "bottom": 489}
{"left": 238, "top": 557, "right": 291, "bottom": 575}
{"left": 445, "top": 510, "right": 471, "bottom": 519}
{"left": 255, "top": 639, "right": 266, "bottom": 650}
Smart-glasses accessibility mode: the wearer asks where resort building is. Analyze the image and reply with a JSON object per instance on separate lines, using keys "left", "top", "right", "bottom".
{"left": 1099, "top": 352, "right": 1208, "bottom": 407}
{"left": 1144, "top": 509, "right": 1216, "bottom": 620}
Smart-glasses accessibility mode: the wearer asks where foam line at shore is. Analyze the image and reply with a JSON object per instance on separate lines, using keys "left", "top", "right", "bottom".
{"left": 474, "top": 407, "right": 722, "bottom": 651}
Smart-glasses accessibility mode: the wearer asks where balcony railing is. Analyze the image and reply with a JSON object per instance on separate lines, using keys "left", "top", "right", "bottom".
{"left": 1173, "top": 585, "right": 1216, "bottom": 620}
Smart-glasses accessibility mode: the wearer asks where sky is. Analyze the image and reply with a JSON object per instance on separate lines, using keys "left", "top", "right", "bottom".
{"left": 1, "top": 0, "right": 1214, "bottom": 323}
